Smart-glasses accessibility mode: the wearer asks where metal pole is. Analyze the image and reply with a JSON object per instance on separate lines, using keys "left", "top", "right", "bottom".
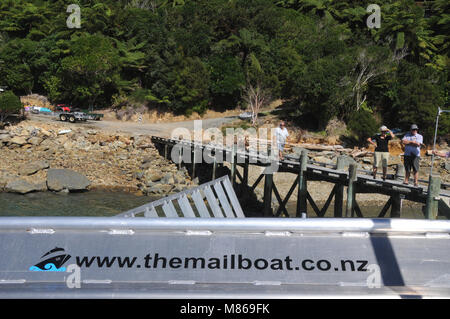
{"left": 430, "top": 107, "right": 450, "bottom": 177}
{"left": 429, "top": 107, "right": 441, "bottom": 177}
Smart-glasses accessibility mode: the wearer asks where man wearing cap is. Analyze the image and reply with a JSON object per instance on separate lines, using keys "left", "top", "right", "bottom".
{"left": 367, "top": 126, "right": 395, "bottom": 180}
{"left": 402, "top": 124, "right": 423, "bottom": 186}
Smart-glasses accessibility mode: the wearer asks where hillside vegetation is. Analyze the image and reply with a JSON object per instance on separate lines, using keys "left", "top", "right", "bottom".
{"left": 0, "top": 0, "right": 448, "bottom": 140}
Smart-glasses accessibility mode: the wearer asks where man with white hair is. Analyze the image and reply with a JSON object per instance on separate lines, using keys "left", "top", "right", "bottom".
{"left": 275, "top": 121, "right": 289, "bottom": 160}
{"left": 367, "top": 125, "right": 395, "bottom": 180}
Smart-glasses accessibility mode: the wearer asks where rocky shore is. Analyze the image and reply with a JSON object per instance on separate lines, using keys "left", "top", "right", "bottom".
{"left": 0, "top": 121, "right": 196, "bottom": 195}
{"left": 0, "top": 119, "right": 448, "bottom": 218}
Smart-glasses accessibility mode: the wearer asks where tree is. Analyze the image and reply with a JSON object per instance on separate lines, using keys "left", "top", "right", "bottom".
{"left": 170, "top": 56, "right": 210, "bottom": 115}
{"left": 348, "top": 108, "right": 379, "bottom": 143}
{"left": 383, "top": 61, "right": 447, "bottom": 141}
{"left": 243, "top": 82, "right": 271, "bottom": 126}
{"left": 351, "top": 45, "right": 407, "bottom": 111}
{"left": 208, "top": 54, "right": 245, "bottom": 109}
{"left": 60, "top": 34, "right": 121, "bottom": 111}
{"left": 0, "top": 90, "right": 22, "bottom": 123}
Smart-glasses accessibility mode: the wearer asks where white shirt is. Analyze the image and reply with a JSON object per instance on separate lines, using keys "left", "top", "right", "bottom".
{"left": 275, "top": 127, "right": 289, "bottom": 145}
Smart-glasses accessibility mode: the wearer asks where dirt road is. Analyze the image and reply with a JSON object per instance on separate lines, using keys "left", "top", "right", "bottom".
{"left": 29, "top": 113, "right": 237, "bottom": 137}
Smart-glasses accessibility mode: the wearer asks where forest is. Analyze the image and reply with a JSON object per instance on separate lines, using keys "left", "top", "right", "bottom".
{"left": 0, "top": 0, "right": 448, "bottom": 141}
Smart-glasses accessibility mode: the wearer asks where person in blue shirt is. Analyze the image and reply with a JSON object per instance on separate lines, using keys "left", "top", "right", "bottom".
{"left": 402, "top": 124, "right": 424, "bottom": 186}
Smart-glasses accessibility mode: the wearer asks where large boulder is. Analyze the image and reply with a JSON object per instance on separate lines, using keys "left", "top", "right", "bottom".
{"left": 46, "top": 169, "right": 91, "bottom": 191}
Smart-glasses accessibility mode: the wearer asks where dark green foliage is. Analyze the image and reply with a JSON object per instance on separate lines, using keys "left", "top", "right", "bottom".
{"left": 208, "top": 55, "right": 245, "bottom": 109}
{"left": 0, "top": 90, "right": 23, "bottom": 122}
{"left": 348, "top": 109, "right": 379, "bottom": 143}
{"left": 382, "top": 61, "right": 448, "bottom": 140}
{"left": 0, "top": 0, "right": 447, "bottom": 140}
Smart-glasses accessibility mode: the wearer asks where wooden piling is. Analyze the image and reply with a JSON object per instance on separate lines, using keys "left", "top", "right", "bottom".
{"left": 345, "top": 163, "right": 357, "bottom": 218}
{"left": 425, "top": 175, "right": 441, "bottom": 219}
{"left": 296, "top": 150, "right": 308, "bottom": 217}
{"left": 178, "top": 145, "right": 182, "bottom": 170}
{"left": 334, "top": 156, "right": 345, "bottom": 217}
{"left": 230, "top": 146, "right": 237, "bottom": 187}
{"left": 391, "top": 194, "right": 402, "bottom": 218}
{"left": 164, "top": 144, "right": 169, "bottom": 159}
{"left": 263, "top": 168, "right": 273, "bottom": 217}
{"left": 212, "top": 152, "right": 217, "bottom": 181}
{"left": 191, "top": 145, "right": 196, "bottom": 179}
{"left": 243, "top": 155, "right": 249, "bottom": 187}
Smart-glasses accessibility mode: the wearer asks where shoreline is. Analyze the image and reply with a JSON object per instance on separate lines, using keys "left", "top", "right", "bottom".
{"left": 0, "top": 118, "right": 447, "bottom": 215}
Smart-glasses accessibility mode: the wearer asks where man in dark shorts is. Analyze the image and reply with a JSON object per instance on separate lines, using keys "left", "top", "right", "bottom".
{"left": 402, "top": 124, "right": 423, "bottom": 186}
{"left": 367, "top": 126, "right": 395, "bottom": 180}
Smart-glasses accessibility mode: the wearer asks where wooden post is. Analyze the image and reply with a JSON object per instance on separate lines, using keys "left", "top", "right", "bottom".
{"left": 296, "top": 150, "right": 308, "bottom": 217}
{"left": 164, "top": 144, "right": 168, "bottom": 159}
{"left": 230, "top": 146, "right": 237, "bottom": 187}
{"left": 425, "top": 175, "right": 441, "bottom": 219}
{"left": 334, "top": 156, "right": 345, "bottom": 217}
{"left": 263, "top": 168, "right": 273, "bottom": 217}
{"left": 178, "top": 145, "right": 182, "bottom": 170}
{"left": 212, "top": 151, "right": 217, "bottom": 181}
{"left": 395, "top": 164, "right": 405, "bottom": 181}
{"left": 390, "top": 193, "right": 402, "bottom": 218}
{"left": 192, "top": 145, "right": 196, "bottom": 179}
{"left": 243, "top": 155, "right": 249, "bottom": 187}
{"left": 345, "top": 164, "right": 357, "bottom": 218}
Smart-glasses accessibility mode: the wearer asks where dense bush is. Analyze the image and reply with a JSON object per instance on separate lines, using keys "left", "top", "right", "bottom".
{"left": 0, "top": 91, "right": 23, "bottom": 123}
{"left": 0, "top": 0, "right": 447, "bottom": 140}
{"left": 347, "top": 109, "right": 379, "bottom": 143}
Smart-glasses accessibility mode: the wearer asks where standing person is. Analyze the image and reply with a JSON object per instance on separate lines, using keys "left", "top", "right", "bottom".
{"left": 367, "top": 126, "right": 395, "bottom": 180}
{"left": 402, "top": 124, "right": 424, "bottom": 186}
{"left": 275, "top": 121, "right": 289, "bottom": 160}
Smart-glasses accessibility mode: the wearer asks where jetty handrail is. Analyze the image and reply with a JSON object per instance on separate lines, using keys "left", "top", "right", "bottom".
{"left": 152, "top": 136, "right": 450, "bottom": 190}
{"left": 1, "top": 217, "right": 450, "bottom": 233}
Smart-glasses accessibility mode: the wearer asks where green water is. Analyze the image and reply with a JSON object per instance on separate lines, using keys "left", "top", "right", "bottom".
{"left": 284, "top": 202, "right": 425, "bottom": 219}
{"left": 0, "top": 191, "right": 158, "bottom": 217}
{"left": 0, "top": 190, "right": 426, "bottom": 219}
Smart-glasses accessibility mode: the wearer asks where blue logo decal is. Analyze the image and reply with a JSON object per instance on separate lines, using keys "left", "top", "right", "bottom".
{"left": 29, "top": 247, "right": 71, "bottom": 272}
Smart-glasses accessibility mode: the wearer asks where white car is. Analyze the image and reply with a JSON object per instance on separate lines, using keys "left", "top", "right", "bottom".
{"left": 239, "top": 112, "right": 253, "bottom": 120}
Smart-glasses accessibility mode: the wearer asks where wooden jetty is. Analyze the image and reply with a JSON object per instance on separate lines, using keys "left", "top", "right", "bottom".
{"left": 151, "top": 136, "right": 450, "bottom": 220}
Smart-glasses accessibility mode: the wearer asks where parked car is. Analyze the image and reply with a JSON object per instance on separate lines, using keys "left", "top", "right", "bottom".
{"left": 239, "top": 111, "right": 253, "bottom": 121}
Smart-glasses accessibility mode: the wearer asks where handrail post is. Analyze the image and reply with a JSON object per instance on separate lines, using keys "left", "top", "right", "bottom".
{"left": 425, "top": 175, "right": 441, "bottom": 219}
